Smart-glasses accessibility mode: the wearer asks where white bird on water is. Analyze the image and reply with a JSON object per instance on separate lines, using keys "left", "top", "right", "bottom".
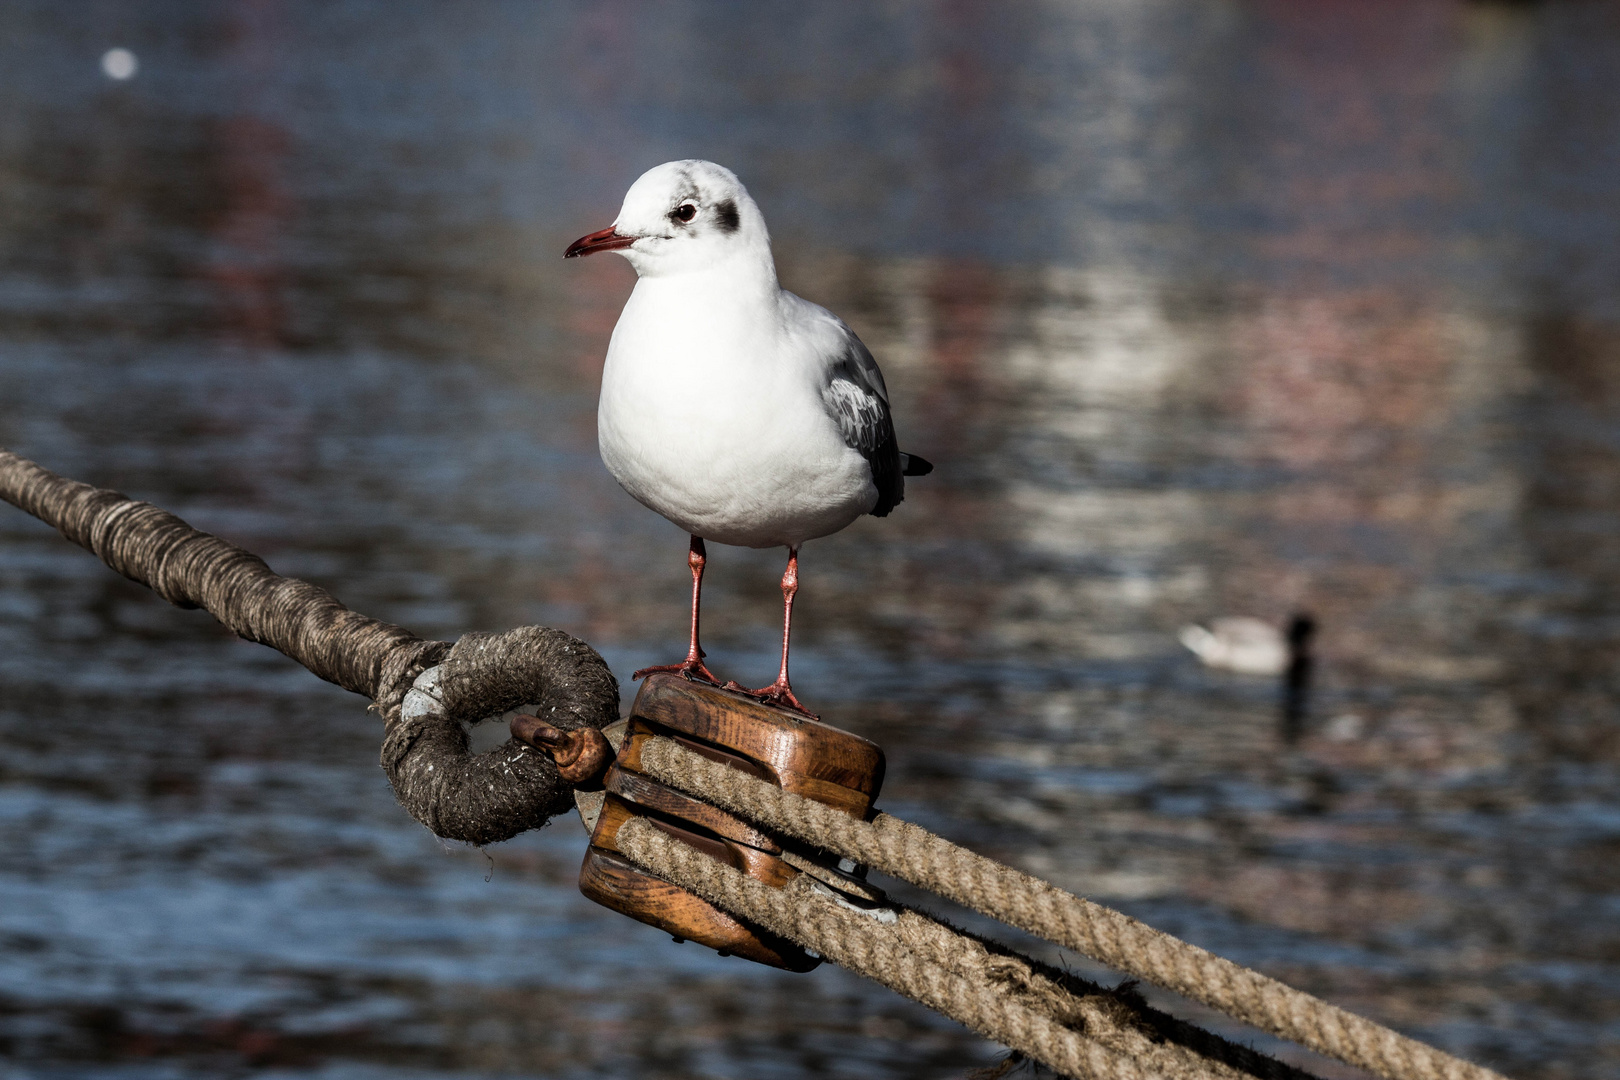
{"left": 565, "top": 160, "right": 931, "bottom": 716}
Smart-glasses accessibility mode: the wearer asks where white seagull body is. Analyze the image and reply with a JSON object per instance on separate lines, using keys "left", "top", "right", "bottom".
{"left": 567, "top": 160, "right": 929, "bottom": 713}
{"left": 601, "top": 284, "right": 886, "bottom": 549}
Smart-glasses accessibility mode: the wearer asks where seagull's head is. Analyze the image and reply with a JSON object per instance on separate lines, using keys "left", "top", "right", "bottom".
{"left": 564, "top": 160, "right": 772, "bottom": 279}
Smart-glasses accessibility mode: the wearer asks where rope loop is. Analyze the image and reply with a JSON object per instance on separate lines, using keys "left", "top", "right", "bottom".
{"left": 0, "top": 448, "right": 620, "bottom": 846}
{"left": 380, "top": 626, "right": 620, "bottom": 845}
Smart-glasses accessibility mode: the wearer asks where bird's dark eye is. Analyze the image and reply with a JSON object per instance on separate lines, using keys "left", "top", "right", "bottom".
{"left": 671, "top": 203, "right": 697, "bottom": 224}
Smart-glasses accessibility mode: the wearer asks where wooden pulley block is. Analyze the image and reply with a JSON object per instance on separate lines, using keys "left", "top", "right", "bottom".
{"left": 577, "top": 672, "right": 885, "bottom": 971}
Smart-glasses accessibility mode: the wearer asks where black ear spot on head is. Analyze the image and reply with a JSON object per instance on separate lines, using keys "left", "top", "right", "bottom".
{"left": 713, "top": 199, "right": 740, "bottom": 234}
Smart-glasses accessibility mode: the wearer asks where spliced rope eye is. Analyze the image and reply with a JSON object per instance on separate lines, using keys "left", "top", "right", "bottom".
{"left": 0, "top": 448, "right": 619, "bottom": 844}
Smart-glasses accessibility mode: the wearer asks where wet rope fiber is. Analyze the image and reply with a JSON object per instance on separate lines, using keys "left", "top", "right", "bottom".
{"left": 0, "top": 448, "right": 619, "bottom": 844}
{"left": 636, "top": 737, "right": 1509, "bottom": 1080}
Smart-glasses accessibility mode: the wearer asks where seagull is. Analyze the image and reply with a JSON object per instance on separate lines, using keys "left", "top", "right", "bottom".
{"left": 565, "top": 160, "right": 931, "bottom": 716}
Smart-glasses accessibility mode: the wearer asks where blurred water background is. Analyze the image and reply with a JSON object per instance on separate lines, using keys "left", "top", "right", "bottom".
{"left": 3, "top": 1, "right": 1620, "bottom": 1077}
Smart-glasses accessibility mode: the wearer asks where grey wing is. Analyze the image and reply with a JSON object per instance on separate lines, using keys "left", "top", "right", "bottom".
{"left": 821, "top": 331, "right": 905, "bottom": 517}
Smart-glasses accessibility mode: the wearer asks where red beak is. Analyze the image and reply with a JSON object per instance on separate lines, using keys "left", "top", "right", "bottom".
{"left": 564, "top": 226, "right": 637, "bottom": 259}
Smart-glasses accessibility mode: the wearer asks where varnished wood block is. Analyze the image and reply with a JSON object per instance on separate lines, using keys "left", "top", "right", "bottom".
{"left": 604, "top": 763, "right": 780, "bottom": 852}
{"left": 591, "top": 794, "right": 797, "bottom": 889}
{"left": 616, "top": 674, "right": 885, "bottom": 816}
{"left": 579, "top": 849, "right": 818, "bottom": 971}
{"left": 577, "top": 674, "right": 886, "bottom": 971}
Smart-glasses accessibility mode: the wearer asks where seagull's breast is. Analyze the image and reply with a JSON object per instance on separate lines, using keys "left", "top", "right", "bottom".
{"left": 597, "top": 279, "right": 874, "bottom": 548}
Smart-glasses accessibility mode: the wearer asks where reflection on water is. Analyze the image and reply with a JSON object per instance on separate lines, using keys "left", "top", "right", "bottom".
{"left": 3, "top": 2, "right": 1620, "bottom": 1077}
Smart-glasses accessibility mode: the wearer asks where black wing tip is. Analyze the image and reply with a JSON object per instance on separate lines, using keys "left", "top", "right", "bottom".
{"left": 901, "top": 453, "right": 934, "bottom": 477}
{"left": 870, "top": 452, "right": 929, "bottom": 518}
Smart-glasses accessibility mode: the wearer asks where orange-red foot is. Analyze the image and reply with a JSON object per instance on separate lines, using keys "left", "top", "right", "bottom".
{"left": 633, "top": 659, "right": 720, "bottom": 684}
{"left": 723, "top": 680, "right": 818, "bottom": 719}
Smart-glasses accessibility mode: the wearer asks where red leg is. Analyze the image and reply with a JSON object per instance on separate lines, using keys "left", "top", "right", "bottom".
{"left": 726, "top": 546, "right": 816, "bottom": 718}
{"left": 634, "top": 535, "right": 720, "bottom": 684}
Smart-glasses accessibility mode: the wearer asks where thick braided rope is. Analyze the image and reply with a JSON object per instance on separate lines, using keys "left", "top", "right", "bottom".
{"left": 0, "top": 449, "right": 620, "bottom": 845}
{"left": 639, "top": 738, "right": 1508, "bottom": 1080}
{"left": 617, "top": 816, "right": 1178, "bottom": 1080}
{"left": 0, "top": 448, "right": 433, "bottom": 699}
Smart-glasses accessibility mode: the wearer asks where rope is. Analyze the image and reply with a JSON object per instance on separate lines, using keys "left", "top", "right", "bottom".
{"left": 0, "top": 448, "right": 436, "bottom": 700}
{"left": 637, "top": 737, "right": 1507, "bottom": 1080}
{"left": 0, "top": 448, "right": 1511, "bottom": 1080}
{"left": 618, "top": 817, "right": 1244, "bottom": 1080}
{"left": 0, "top": 448, "right": 619, "bottom": 843}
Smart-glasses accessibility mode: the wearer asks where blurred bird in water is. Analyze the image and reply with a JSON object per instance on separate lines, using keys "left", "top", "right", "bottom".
{"left": 1179, "top": 616, "right": 1290, "bottom": 676}
{"left": 565, "top": 160, "right": 931, "bottom": 717}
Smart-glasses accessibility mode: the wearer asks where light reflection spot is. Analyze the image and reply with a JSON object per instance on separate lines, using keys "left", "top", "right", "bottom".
{"left": 100, "top": 48, "right": 137, "bottom": 80}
